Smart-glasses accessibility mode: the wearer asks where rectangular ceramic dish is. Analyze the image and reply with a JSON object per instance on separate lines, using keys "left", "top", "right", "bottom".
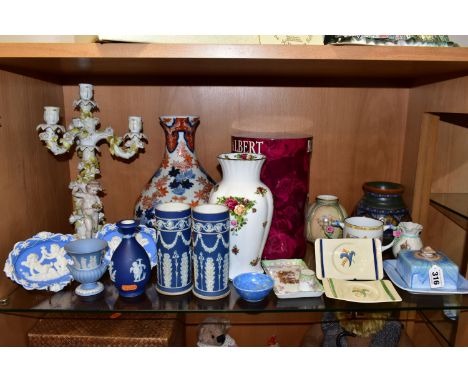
{"left": 262, "top": 259, "right": 324, "bottom": 299}
{"left": 322, "top": 278, "right": 402, "bottom": 303}
{"left": 315, "top": 238, "right": 383, "bottom": 280}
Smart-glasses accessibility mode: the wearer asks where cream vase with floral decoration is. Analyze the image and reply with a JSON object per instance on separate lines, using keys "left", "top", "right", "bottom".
{"left": 209, "top": 153, "right": 273, "bottom": 279}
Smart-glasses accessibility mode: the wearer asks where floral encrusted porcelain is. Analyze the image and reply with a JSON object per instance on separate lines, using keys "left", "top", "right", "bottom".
{"left": 4, "top": 232, "right": 75, "bottom": 292}
{"left": 96, "top": 223, "right": 157, "bottom": 268}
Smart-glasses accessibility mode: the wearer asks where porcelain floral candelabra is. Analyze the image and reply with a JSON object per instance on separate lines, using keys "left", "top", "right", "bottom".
{"left": 37, "top": 84, "right": 147, "bottom": 239}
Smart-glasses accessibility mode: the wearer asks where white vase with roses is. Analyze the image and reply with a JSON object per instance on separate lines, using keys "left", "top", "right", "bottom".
{"left": 209, "top": 153, "right": 273, "bottom": 279}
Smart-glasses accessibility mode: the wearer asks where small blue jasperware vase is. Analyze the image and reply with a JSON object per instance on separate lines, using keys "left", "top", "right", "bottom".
{"left": 192, "top": 204, "right": 230, "bottom": 300}
{"left": 109, "top": 219, "right": 151, "bottom": 298}
{"left": 154, "top": 202, "right": 192, "bottom": 295}
{"left": 65, "top": 238, "right": 108, "bottom": 297}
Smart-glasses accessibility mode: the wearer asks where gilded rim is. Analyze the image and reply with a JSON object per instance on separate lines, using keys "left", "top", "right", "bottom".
{"left": 345, "top": 221, "right": 383, "bottom": 231}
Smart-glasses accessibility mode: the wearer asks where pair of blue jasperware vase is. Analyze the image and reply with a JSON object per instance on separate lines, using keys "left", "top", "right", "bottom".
{"left": 109, "top": 202, "right": 230, "bottom": 299}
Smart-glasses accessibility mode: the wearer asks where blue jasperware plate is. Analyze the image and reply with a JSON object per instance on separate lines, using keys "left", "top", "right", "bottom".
{"left": 384, "top": 260, "right": 468, "bottom": 295}
{"left": 96, "top": 223, "right": 157, "bottom": 268}
{"left": 4, "top": 232, "right": 75, "bottom": 292}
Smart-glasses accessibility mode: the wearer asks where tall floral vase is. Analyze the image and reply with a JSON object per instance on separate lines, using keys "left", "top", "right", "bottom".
{"left": 209, "top": 153, "right": 273, "bottom": 279}
{"left": 192, "top": 204, "right": 230, "bottom": 300}
{"left": 109, "top": 220, "right": 151, "bottom": 298}
{"left": 154, "top": 202, "right": 193, "bottom": 295}
{"left": 135, "top": 115, "right": 215, "bottom": 227}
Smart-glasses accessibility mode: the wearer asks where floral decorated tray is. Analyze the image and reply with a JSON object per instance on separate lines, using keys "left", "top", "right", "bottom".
{"left": 315, "top": 238, "right": 383, "bottom": 280}
{"left": 96, "top": 223, "right": 157, "bottom": 268}
{"left": 323, "top": 278, "right": 402, "bottom": 303}
{"left": 384, "top": 260, "right": 468, "bottom": 295}
{"left": 4, "top": 232, "right": 75, "bottom": 292}
{"left": 262, "top": 259, "right": 324, "bottom": 299}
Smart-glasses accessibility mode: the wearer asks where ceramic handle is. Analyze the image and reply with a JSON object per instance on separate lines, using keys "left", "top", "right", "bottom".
{"left": 332, "top": 220, "right": 344, "bottom": 229}
{"left": 381, "top": 237, "right": 396, "bottom": 252}
{"left": 383, "top": 224, "right": 396, "bottom": 232}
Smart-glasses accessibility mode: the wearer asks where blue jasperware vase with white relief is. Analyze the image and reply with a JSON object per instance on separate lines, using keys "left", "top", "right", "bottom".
{"left": 109, "top": 220, "right": 151, "bottom": 298}
{"left": 192, "top": 204, "right": 230, "bottom": 300}
{"left": 154, "top": 202, "right": 193, "bottom": 295}
{"left": 65, "top": 238, "right": 108, "bottom": 297}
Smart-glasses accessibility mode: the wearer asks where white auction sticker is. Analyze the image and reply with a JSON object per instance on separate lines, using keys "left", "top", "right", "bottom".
{"left": 429, "top": 264, "right": 445, "bottom": 289}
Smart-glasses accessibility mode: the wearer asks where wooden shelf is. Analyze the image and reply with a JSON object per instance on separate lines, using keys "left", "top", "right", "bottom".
{"left": 1, "top": 43, "right": 468, "bottom": 86}
{"left": 430, "top": 193, "right": 468, "bottom": 230}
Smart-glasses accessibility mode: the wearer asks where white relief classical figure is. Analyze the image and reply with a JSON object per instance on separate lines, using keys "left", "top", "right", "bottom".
{"left": 173, "top": 252, "right": 180, "bottom": 287}
{"left": 40, "top": 244, "right": 69, "bottom": 275}
{"left": 223, "top": 252, "right": 229, "bottom": 287}
{"left": 163, "top": 253, "right": 172, "bottom": 287}
{"left": 193, "top": 252, "right": 199, "bottom": 289}
{"left": 216, "top": 253, "right": 223, "bottom": 291}
{"left": 135, "top": 233, "right": 149, "bottom": 248}
{"left": 72, "top": 181, "right": 103, "bottom": 239}
{"left": 36, "top": 83, "right": 146, "bottom": 238}
{"left": 205, "top": 258, "right": 215, "bottom": 292}
{"left": 21, "top": 245, "right": 69, "bottom": 281}
{"left": 129, "top": 258, "right": 147, "bottom": 282}
{"left": 21, "top": 253, "right": 53, "bottom": 278}
{"left": 181, "top": 252, "right": 189, "bottom": 286}
{"left": 109, "top": 261, "right": 116, "bottom": 282}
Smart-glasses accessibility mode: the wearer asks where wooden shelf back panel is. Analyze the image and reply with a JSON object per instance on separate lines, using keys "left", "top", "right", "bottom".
{"left": 62, "top": 85, "right": 408, "bottom": 222}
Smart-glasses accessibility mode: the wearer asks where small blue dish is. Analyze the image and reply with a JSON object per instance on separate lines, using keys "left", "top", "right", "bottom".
{"left": 232, "top": 272, "right": 274, "bottom": 302}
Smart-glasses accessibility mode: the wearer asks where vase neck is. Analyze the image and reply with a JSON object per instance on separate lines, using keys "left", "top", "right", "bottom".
{"left": 316, "top": 195, "right": 339, "bottom": 205}
{"left": 161, "top": 116, "right": 199, "bottom": 153}
{"left": 219, "top": 158, "right": 264, "bottom": 182}
{"left": 164, "top": 133, "right": 198, "bottom": 160}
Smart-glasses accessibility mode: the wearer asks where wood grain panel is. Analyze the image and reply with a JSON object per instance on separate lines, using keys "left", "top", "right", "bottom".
{"left": 0, "top": 70, "right": 71, "bottom": 345}
{"left": 411, "top": 113, "right": 440, "bottom": 226}
{"left": 402, "top": 75, "right": 468, "bottom": 209}
{"left": 63, "top": 86, "right": 408, "bottom": 223}
{"left": 1, "top": 44, "right": 468, "bottom": 86}
{"left": 431, "top": 121, "right": 468, "bottom": 193}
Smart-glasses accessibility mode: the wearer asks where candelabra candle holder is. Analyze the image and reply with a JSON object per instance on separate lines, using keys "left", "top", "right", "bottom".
{"left": 36, "top": 83, "right": 147, "bottom": 239}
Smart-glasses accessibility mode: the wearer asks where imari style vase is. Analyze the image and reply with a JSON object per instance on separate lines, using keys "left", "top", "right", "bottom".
{"left": 192, "top": 204, "right": 230, "bottom": 300}
{"left": 209, "top": 153, "right": 273, "bottom": 279}
{"left": 109, "top": 220, "right": 151, "bottom": 298}
{"left": 154, "top": 202, "right": 193, "bottom": 295}
{"left": 135, "top": 116, "right": 215, "bottom": 227}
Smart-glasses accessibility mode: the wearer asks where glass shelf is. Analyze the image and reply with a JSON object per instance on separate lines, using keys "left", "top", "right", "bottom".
{"left": 1, "top": 274, "right": 467, "bottom": 314}
{"left": 430, "top": 193, "right": 468, "bottom": 221}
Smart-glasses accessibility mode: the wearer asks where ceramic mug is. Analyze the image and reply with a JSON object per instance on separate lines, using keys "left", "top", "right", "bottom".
{"left": 333, "top": 216, "right": 396, "bottom": 251}
{"left": 192, "top": 204, "right": 230, "bottom": 300}
{"left": 154, "top": 202, "right": 193, "bottom": 295}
